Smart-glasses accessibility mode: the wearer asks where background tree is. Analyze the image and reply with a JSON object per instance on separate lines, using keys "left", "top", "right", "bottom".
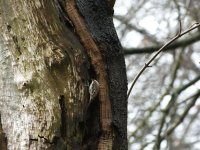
{"left": 114, "top": 0, "right": 200, "bottom": 149}
{"left": 0, "top": 0, "right": 127, "bottom": 149}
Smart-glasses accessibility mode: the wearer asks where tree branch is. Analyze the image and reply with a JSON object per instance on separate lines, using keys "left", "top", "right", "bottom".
{"left": 114, "top": 15, "right": 159, "bottom": 44}
{"left": 153, "top": 75, "right": 200, "bottom": 150}
{"left": 162, "top": 90, "right": 200, "bottom": 139}
{"left": 127, "top": 22, "right": 200, "bottom": 99}
{"left": 124, "top": 32, "right": 200, "bottom": 55}
{"left": 153, "top": 90, "right": 200, "bottom": 149}
{"left": 129, "top": 51, "right": 182, "bottom": 139}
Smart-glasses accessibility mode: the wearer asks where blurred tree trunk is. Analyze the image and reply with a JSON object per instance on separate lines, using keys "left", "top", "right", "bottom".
{"left": 0, "top": 0, "right": 127, "bottom": 149}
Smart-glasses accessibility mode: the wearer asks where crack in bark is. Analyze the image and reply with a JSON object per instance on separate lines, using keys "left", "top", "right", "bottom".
{"left": 29, "top": 135, "right": 58, "bottom": 145}
{"left": 57, "top": 0, "right": 74, "bottom": 30}
{"left": 59, "top": 95, "right": 67, "bottom": 140}
{"left": 38, "top": 135, "right": 55, "bottom": 144}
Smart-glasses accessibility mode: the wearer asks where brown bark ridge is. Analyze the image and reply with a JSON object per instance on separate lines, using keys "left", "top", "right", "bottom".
{"left": 65, "top": 0, "right": 128, "bottom": 149}
{"left": 65, "top": 0, "right": 113, "bottom": 149}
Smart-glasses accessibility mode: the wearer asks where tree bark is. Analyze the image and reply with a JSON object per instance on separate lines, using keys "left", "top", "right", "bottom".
{"left": 0, "top": 0, "right": 127, "bottom": 149}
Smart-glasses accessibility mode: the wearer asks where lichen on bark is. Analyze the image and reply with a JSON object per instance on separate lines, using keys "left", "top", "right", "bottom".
{"left": 0, "top": 0, "right": 88, "bottom": 149}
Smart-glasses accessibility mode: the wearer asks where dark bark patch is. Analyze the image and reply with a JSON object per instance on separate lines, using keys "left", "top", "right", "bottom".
{"left": 59, "top": 95, "right": 67, "bottom": 139}
{"left": 12, "top": 35, "right": 22, "bottom": 55}
{"left": 0, "top": 114, "right": 8, "bottom": 150}
{"left": 83, "top": 100, "right": 100, "bottom": 149}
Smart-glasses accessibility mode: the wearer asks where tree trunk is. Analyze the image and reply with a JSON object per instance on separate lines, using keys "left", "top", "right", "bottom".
{"left": 0, "top": 0, "right": 127, "bottom": 149}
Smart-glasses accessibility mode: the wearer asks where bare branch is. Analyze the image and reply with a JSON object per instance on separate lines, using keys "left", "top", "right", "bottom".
{"left": 114, "top": 15, "right": 159, "bottom": 44}
{"left": 153, "top": 75, "right": 200, "bottom": 150}
{"left": 129, "top": 50, "right": 182, "bottom": 139}
{"left": 127, "top": 22, "right": 200, "bottom": 99}
{"left": 162, "top": 90, "right": 200, "bottom": 139}
{"left": 124, "top": 33, "right": 200, "bottom": 54}
{"left": 152, "top": 90, "right": 200, "bottom": 150}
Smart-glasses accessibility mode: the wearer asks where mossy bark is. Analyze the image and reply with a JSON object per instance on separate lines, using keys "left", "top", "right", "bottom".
{"left": 0, "top": 0, "right": 88, "bottom": 149}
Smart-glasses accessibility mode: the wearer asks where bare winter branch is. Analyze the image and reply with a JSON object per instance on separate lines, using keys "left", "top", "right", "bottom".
{"left": 127, "top": 22, "right": 200, "bottom": 99}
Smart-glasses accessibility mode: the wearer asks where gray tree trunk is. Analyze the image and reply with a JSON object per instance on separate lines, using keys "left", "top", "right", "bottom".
{"left": 0, "top": 0, "right": 127, "bottom": 149}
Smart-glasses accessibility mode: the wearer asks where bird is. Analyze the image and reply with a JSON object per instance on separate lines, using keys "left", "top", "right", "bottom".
{"left": 89, "top": 79, "right": 100, "bottom": 103}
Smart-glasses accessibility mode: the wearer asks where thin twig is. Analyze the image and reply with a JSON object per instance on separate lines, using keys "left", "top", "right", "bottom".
{"left": 127, "top": 22, "right": 200, "bottom": 99}
{"left": 129, "top": 50, "right": 182, "bottom": 139}
{"left": 178, "top": 92, "right": 199, "bottom": 105}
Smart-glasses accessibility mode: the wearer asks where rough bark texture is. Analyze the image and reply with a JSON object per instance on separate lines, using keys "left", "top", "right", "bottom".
{"left": 75, "top": 1, "right": 127, "bottom": 149}
{"left": 0, "top": 0, "right": 127, "bottom": 149}
{"left": 0, "top": 0, "right": 88, "bottom": 149}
